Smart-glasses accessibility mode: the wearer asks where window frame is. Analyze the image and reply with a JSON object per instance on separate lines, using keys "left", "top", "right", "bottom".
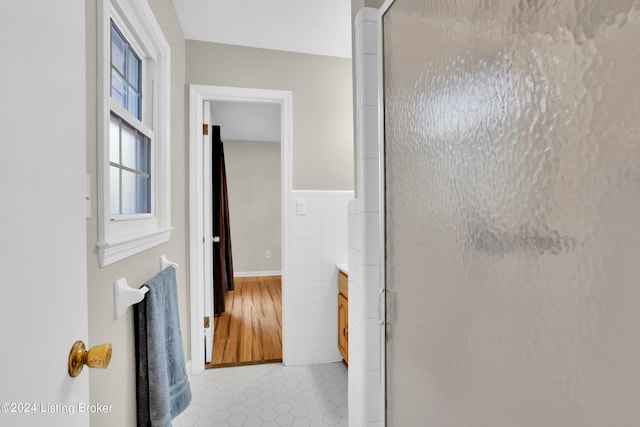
{"left": 97, "top": 0, "right": 172, "bottom": 267}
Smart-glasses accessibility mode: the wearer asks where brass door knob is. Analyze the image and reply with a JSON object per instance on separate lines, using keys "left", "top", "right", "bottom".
{"left": 68, "top": 341, "right": 112, "bottom": 377}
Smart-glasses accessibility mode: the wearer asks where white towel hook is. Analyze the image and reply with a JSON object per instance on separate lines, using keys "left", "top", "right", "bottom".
{"left": 113, "top": 256, "right": 177, "bottom": 319}
{"left": 160, "top": 255, "right": 179, "bottom": 271}
{"left": 114, "top": 277, "right": 149, "bottom": 319}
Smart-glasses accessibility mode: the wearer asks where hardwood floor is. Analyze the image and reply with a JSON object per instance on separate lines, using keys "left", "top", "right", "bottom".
{"left": 207, "top": 276, "right": 282, "bottom": 368}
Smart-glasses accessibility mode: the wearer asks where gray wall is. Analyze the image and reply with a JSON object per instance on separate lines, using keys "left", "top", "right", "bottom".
{"left": 187, "top": 41, "right": 355, "bottom": 191}
{"left": 224, "top": 140, "right": 282, "bottom": 273}
{"left": 85, "top": 1, "right": 188, "bottom": 426}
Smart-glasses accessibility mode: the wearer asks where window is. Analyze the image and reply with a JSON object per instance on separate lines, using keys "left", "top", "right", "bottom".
{"left": 108, "top": 21, "right": 151, "bottom": 217}
{"left": 97, "top": 0, "right": 172, "bottom": 267}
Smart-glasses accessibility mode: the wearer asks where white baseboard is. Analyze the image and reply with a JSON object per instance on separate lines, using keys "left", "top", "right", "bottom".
{"left": 234, "top": 270, "right": 282, "bottom": 277}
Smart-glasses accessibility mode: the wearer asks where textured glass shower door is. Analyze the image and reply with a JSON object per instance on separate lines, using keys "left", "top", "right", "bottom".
{"left": 383, "top": 1, "right": 640, "bottom": 426}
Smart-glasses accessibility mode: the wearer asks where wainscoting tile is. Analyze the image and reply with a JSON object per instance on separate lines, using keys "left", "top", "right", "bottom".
{"left": 289, "top": 190, "right": 354, "bottom": 366}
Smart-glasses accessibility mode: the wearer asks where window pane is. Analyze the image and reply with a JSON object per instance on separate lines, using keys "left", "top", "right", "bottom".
{"left": 136, "top": 174, "right": 150, "bottom": 213}
{"left": 110, "top": 166, "right": 121, "bottom": 215}
{"left": 126, "top": 49, "right": 140, "bottom": 90}
{"left": 121, "top": 124, "right": 136, "bottom": 169}
{"left": 121, "top": 170, "right": 150, "bottom": 215}
{"left": 127, "top": 87, "right": 140, "bottom": 119}
{"left": 111, "top": 70, "right": 125, "bottom": 108}
{"left": 121, "top": 170, "right": 137, "bottom": 215}
{"left": 110, "top": 24, "right": 125, "bottom": 74}
{"left": 109, "top": 114, "right": 121, "bottom": 163}
{"left": 136, "top": 133, "right": 150, "bottom": 173}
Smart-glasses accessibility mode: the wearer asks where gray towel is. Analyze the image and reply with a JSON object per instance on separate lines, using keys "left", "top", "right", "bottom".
{"left": 134, "top": 267, "right": 191, "bottom": 427}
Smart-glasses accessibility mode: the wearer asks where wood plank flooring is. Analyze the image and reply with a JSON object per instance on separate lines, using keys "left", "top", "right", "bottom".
{"left": 207, "top": 276, "right": 282, "bottom": 368}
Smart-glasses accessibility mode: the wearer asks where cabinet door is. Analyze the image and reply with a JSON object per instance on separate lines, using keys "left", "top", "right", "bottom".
{"left": 338, "top": 292, "right": 348, "bottom": 363}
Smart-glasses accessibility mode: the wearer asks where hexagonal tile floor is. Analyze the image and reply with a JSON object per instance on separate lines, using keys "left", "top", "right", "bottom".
{"left": 174, "top": 362, "right": 348, "bottom": 427}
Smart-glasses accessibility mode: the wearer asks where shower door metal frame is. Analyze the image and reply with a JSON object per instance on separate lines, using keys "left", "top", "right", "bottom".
{"left": 377, "top": 1, "right": 395, "bottom": 426}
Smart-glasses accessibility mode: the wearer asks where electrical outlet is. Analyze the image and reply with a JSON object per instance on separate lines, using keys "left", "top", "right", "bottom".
{"left": 266, "top": 250, "right": 272, "bottom": 258}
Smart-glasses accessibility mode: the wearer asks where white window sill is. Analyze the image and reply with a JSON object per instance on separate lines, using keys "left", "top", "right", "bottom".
{"left": 97, "top": 226, "right": 173, "bottom": 267}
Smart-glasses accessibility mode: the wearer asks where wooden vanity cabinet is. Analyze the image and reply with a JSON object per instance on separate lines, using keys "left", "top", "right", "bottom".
{"left": 338, "top": 270, "right": 348, "bottom": 364}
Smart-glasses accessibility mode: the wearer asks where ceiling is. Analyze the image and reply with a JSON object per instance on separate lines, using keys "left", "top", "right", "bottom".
{"left": 171, "top": 0, "right": 352, "bottom": 58}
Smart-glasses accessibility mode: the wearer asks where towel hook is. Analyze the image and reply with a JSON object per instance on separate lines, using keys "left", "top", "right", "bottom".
{"left": 160, "top": 255, "right": 179, "bottom": 271}
{"left": 114, "top": 277, "right": 148, "bottom": 319}
{"left": 113, "top": 256, "right": 178, "bottom": 319}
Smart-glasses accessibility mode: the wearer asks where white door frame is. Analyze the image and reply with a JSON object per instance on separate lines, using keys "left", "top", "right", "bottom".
{"left": 188, "top": 84, "right": 293, "bottom": 374}
{"left": 202, "top": 100, "right": 213, "bottom": 363}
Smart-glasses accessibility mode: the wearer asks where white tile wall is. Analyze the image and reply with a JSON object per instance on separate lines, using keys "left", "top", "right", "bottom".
{"left": 350, "top": 7, "right": 384, "bottom": 427}
{"left": 288, "top": 190, "right": 354, "bottom": 366}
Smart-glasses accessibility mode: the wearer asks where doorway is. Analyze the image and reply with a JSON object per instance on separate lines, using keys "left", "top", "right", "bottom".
{"left": 205, "top": 100, "right": 283, "bottom": 367}
{"left": 188, "top": 85, "right": 293, "bottom": 375}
